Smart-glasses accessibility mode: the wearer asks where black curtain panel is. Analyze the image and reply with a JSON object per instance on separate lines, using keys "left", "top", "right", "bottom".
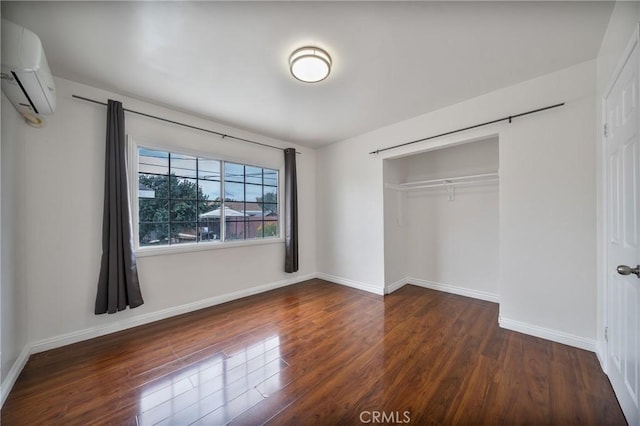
{"left": 284, "top": 148, "right": 299, "bottom": 273}
{"left": 95, "top": 99, "right": 144, "bottom": 314}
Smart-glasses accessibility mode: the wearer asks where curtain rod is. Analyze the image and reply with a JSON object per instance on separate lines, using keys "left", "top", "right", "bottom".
{"left": 369, "top": 102, "right": 565, "bottom": 155}
{"left": 72, "top": 95, "right": 301, "bottom": 154}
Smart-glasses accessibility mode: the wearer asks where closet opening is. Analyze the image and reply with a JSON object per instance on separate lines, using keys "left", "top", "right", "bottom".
{"left": 383, "top": 136, "right": 500, "bottom": 302}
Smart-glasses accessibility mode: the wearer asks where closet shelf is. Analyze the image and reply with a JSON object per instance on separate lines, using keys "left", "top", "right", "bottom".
{"left": 385, "top": 172, "right": 499, "bottom": 192}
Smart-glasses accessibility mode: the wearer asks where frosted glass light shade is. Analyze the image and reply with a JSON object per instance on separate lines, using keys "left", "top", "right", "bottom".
{"left": 289, "top": 46, "right": 332, "bottom": 83}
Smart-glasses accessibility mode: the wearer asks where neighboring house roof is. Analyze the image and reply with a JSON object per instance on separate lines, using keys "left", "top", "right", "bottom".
{"left": 200, "top": 206, "right": 244, "bottom": 218}
{"left": 226, "top": 201, "right": 262, "bottom": 211}
{"left": 200, "top": 203, "right": 278, "bottom": 219}
{"left": 139, "top": 182, "right": 154, "bottom": 191}
{"left": 244, "top": 211, "right": 278, "bottom": 218}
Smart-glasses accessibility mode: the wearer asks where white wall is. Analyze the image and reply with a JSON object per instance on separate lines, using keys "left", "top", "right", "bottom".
{"left": 402, "top": 139, "right": 499, "bottom": 182}
{"left": 596, "top": 1, "right": 640, "bottom": 356}
{"left": 597, "top": 2, "right": 640, "bottom": 96}
{"left": 316, "top": 138, "right": 386, "bottom": 293}
{"left": 18, "top": 77, "right": 316, "bottom": 348}
{"left": 400, "top": 139, "right": 499, "bottom": 297}
{"left": 1, "top": 94, "right": 29, "bottom": 390}
{"left": 317, "top": 59, "right": 598, "bottom": 346}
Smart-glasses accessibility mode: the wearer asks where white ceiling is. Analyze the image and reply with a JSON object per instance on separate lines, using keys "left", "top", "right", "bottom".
{"left": 2, "top": 1, "right": 614, "bottom": 148}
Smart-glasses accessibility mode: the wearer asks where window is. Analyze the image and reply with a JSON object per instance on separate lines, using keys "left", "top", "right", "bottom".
{"left": 136, "top": 146, "right": 279, "bottom": 248}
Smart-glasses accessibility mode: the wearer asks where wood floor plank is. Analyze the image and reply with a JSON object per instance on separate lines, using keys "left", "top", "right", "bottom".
{"left": 1, "top": 280, "right": 626, "bottom": 425}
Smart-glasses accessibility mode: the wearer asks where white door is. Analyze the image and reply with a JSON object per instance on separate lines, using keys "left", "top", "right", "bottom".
{"left": 605, "top": 27, "right": 640, "bottom": 426}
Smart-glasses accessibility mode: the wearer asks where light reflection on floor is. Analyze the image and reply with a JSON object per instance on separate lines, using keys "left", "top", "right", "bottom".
{"left": 136, "top": 335, "right": 284, "bottom": 425}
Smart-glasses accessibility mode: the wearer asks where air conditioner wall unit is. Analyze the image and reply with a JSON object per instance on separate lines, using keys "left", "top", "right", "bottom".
{"left": 1, "top": 19, "right": 56, "bottom": 120}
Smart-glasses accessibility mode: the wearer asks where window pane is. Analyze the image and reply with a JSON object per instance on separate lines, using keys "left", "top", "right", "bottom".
{"left": 171, "top": 153, "right": 197, "bottom": 178}
{"left": 198, "top": 159, "right": 221, "bottom": 181}
{"left": 262, "top": 220, "right": 278, "bottom": 238}
{"left": 137, "top": 147, "right": 279, "bottom": 246}
{"left": 171, "top": 177, "right": 199, "bottom": 200}
{"left": 139, "top": 148, "right": 168, "bottom": 175}
{"left": 225, "top": 218, "right": 245, "bottom": 241}
{"left": 245, "top": 184, "right": 263, "bottom": 202}
{"left": 245, "top": 166, "right": 262, "bottom": 185}
{"left": 170, "top": 223, "right": 198, "bottom": 244}
{"left": 199, "top": 179, "right": 220, "bottom": 201}
{"left": 139, "top": 223, "right": 169, "bottom": 246}
{"left": 244, "top": 204, "right": 262, "bottom": 217}
{"left": 199, "top": 200, "right": 222, "bottom": 213}
{"left": 261, "top": 187, "right": 277, "bottom": 205}
{"left": 171, "top": 200, "right": 199, "bottom": 222}
{"left": 224, "top": 202, "right": 245, "bottom": 216}
{"left": 198, "top": 202, "right": 221, "bottom": 226}
{"left": 139, "top": 174, "right": 169, "bottom": 199}
{"left": 246, "top": 219, "right": 263, "bottom": 239}
{"left": 262, "top": 203, "right": 278, "bottom": 216}
{"left": 225, "top": 162, "right": 244, "bottom": 183}
{"left": 225, "top": 182, "right": 244, "bottom": 202}
{"left": 139, "top": 198, "right": 169, "bottom": 223}
{"left": 198, "top": 220, "right": 221, "bottom": 242}
{"left": 264, "top": 169, "right": 278, "bottom": 187}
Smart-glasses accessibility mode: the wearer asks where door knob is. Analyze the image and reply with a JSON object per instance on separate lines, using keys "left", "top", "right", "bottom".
{"left": 616, "top": 265, "right": 640, "bottom": 278}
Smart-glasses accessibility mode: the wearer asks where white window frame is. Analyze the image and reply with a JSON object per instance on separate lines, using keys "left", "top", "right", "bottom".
{"left": 127, "top": 136, "right": 284, "bottom": 257}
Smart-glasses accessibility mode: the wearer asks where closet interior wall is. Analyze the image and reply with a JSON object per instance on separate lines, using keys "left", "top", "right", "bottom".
{"left": 383, "top": 137, "right": 500, "bottom": 299}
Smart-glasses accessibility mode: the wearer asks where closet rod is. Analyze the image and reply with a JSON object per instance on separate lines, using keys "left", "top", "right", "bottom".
{"left": 386, "top": 178, "right": 498, "bottom": 192}
{"left": 402, "top": 179, "right": 499, "bottom": 191}
{"left": 72, "top": 95, "right": 301, "bottom": 154}
{"left": 401, "top": 172, "right": 498, "bottom": 187}
{"left": 369, "top": 102, "right": 564, "bottom": 155}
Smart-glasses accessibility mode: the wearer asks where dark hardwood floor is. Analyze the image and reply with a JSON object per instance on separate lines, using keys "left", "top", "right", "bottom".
{"left": 1, "top": 279, "right": 626, "bottom": 425}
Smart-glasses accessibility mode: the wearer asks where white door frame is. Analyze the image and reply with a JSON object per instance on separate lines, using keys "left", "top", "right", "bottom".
{"left": 600, "top": 22, "right": 640, "bottom": 422}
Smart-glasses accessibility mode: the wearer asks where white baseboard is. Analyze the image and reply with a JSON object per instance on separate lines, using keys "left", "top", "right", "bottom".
{"left": 499, "top": 316, "right": 597, "bottom": 352}
{"left": 386, "top": 277, "right": 408, "bottom": 294}
{"left": 596, "top": 340, "right": 608, "bottom": 373}
{"left": 30, "top": 273, "right": 317, "bottom": 354}
{"left": 316, "top": 273, "right": 385, "bottom": 295}
{"left": 1, "top": 345, "right": 30, "bottom": 407}
{"left": 408, "top": 278, "right": 500, "bottom": 303}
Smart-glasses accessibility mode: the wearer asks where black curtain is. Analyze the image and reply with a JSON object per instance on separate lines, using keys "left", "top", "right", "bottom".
{"left": 95, "top": 100, "right": 144, "bottom": 314}
{"left": 284, "top": 148, "right": 299, "bottom": 273}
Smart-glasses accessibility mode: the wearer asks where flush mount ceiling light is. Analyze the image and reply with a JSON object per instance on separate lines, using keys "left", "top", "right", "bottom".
{"left": 289, "top": 46, "right": 332, "bottom": 83}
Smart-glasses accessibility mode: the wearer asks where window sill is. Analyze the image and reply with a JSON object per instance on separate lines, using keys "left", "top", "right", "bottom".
{"left": 135, "top": 237, "right": 284, "bottom": 258}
